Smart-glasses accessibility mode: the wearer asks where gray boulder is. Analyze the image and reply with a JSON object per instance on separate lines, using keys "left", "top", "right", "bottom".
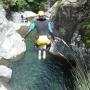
{"left": 0, "top": 6, "right": 26, "bottom": 61}
{"left": 0, "top": 83, "right": 11, "bottom": 90}
{"left": 61, "top": 0, "right": 87, "bottom": 7}
{"left": 0, "top": 65, "right": 12, "bottom": 83}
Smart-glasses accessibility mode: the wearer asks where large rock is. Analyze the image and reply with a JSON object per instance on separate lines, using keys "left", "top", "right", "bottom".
{"left": 0, "top": 83, "right": 11, "bottom": 90}
{"left": 46, "top": 1, "right": 59, "bottom": 18}
{"left": 0, "top": 18, "right": 26, "bottom": 60}
{"left": 0, "top": 6, "right": 38, "bottom": 63}
{"left": 0, "top": 6, "right": 26, "bottom": 61}
{"left": 0, "top": 65, "right": 12, "bottom": 82}
{"left": 12, "top": 11, "right": 37, "bottom": 23}
{"left": 51, "top": 0, "right": 89, "bottom": 44}
{"left": 61, "top": 0, "right": 87, "bottom": 7}
{"left": 0, "top": 32, "right": 26, "bottom": 59}
{"left": 49, "top": 37, "right": 72, "bottom": 60}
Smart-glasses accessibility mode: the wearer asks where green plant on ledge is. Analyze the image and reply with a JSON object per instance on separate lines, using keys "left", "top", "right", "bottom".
{"left": 81, "top": 18, "right": 90, "bottom": 48}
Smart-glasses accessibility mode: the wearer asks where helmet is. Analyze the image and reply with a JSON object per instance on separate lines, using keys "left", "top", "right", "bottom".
{"left": 38, "top": 11, "right": 45, "bottom": 16}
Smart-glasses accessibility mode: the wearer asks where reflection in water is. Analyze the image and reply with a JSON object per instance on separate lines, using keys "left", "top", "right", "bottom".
{"left": 8, "top": 35, "right": 74, "bottom": 90}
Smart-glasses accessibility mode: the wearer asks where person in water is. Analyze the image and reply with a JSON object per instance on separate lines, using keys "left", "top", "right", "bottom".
{"left": 24, "top": 10, "right": 55, "bottom": 41}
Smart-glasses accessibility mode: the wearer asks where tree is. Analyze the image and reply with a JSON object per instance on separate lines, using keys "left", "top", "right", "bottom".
{"left": 1, "top": 0, "right": 47, "bottom": 12}
{"left": 25, "top": 0, "right": 47, "bottom": 12}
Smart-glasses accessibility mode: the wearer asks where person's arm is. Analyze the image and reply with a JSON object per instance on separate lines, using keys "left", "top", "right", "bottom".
{"left": 24, "top": 22, "right": 36, "bottom": 38}
{"left": 48, "top": 22, "right": 55, "bottom": 40}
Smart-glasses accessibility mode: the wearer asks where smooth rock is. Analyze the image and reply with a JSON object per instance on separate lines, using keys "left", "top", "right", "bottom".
{"left": 0, "top": 83, "right": 11, "bottom": 90}
{"left": 0, "top": 65, "right": 12, "bottom": 82}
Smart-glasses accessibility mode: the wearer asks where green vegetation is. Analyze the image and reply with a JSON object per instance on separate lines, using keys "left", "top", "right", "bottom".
{"left": 81, "top": 19, "right": 90, "bottom": 48}
{"left": 0, "top": 0, "right": 47, "bottom": 12}
{"left": 82, "top": 18, "right": 90, "bottom": 29}
{"left": 0, "top": 0, "right": 3, "bottom": 4}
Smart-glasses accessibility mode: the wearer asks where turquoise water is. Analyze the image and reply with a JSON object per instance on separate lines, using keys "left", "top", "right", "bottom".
{"left": 8, "top": 34, "right": 74, "bottom": 90}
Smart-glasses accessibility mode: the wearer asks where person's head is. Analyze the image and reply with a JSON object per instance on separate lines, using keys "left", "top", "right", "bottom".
{"left": 38, "top": 11, "right": 45, "bottom": 19}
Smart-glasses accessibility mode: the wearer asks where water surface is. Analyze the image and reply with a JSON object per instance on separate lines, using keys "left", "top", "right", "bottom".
{"left": 8, "top": 35, "right": 74, "bottom": 90}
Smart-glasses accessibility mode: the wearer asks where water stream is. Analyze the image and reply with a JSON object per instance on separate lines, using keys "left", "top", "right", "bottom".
{"left": 8, "top": 34, "right": 74, "bottom": 90}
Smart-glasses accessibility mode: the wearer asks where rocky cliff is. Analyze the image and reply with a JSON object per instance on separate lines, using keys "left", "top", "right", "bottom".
{"left": 48, "top": 0, "right": 90, "bottom": 89}
{"left": 0, "top": 6, "right": 26, "bottom": 61}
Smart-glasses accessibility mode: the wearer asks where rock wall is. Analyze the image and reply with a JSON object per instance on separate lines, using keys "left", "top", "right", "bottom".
{"left": 0, "top": 5, "right": 38, "bottom": 89}
{"left": 0, "top": 5, "right": 26, "bottom": 61}
{"left": 49, "top": 1, "right": 90, "bottom": 89}
{"left": 51, "top": 0, "right": 89, "bottom": 44}
{"left": 0, "top": 5, "right": 26, "bottom": 90}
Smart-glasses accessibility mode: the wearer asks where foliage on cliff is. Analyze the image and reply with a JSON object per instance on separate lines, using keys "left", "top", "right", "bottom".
{"left": 80, "top": 18, "right": 90, "bottom": 48}
{"left": 82, "top": 18, "right": 90, "bottom": 29}
{"left": 0, "top": 0, "right": 47, "bottom": 12}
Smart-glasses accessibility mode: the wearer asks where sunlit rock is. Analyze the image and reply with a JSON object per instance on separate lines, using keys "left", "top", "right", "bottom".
{"left": 0, "top": 65, "right": 12, "bottom": 82}
{"left": 12, "top": 11, "right": 37, "bottom": 23}
{"left": 49, "top": 37, "right": 70, "bottom": 59}
{"left": 0, "top": 5, "right": 27, "bottom": 61}
{"left": 46, "top": 1, "right": 59, "bottom": 18}
{"left": 23, "top": 11, "right": 37, "bottom": 18}
{"left": 0, "top": 83, "right": 11, "bottom": 90}
{"left": 0, "top": 5, "right": 6, "bottom": 18}
{"left": 0, "top": 18, "right": 26, "bottom": 60}
{"left": 12, "top": 11, "right": 38, "bottom": 37}
{"left": 0, "top": 33, "right": 26, "bottom": 59}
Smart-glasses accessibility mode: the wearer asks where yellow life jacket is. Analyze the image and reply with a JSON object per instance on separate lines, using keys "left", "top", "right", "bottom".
{"left": 36, "top": 35, "right": 51, "bottom": 46}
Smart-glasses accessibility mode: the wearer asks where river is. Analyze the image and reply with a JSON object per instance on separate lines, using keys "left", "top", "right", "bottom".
{"left": 8, "top": 34, "right": 74, "bottom": 90}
